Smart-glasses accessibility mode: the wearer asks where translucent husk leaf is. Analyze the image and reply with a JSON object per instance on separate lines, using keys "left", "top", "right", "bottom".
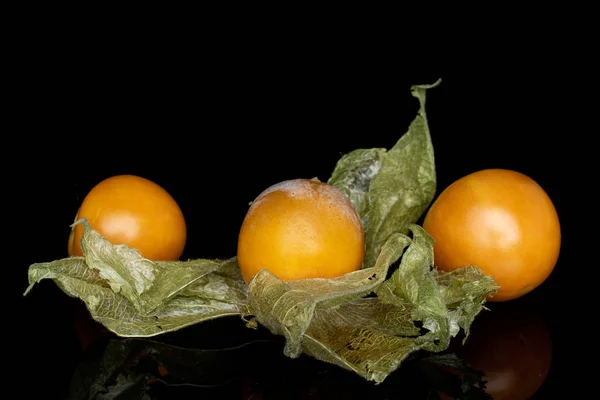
{"left": 246, "top": 225, "right": 498, "bottom": 383}
{"left": 25, "top": 221, "right": 248, "bottom": 337}
{"left": 245, "top": 231, "right": 412, "bottom": 359}
{"left": 24, "top": 80, "right": 499, "bottom": 384}
{"left": 328, "top": 81, "right": 438, "bottom": 269}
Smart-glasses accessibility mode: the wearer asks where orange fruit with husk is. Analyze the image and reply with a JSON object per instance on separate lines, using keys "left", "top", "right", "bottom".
{"left": 68, "top": 174, "right": 187, "bottom": 261}
{"left": 237, "top": 178, "right": 365, "bottom": 284}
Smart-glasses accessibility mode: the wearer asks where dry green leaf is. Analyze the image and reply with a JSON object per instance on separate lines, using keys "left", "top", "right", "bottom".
{"left": 375, "top": 225, "right": 498, "bottom": 352}
{"left": 303, "top": 305, "right": 423, "bottom": 383}
{"left": 328, "top": 147, "right": 387, "bottom": 217}
{"left": 246, "top": 232, "right": 411, "bottom": 358}
{"left": 246, "top": 224, "right": 497, "bottom": 383}
{"left": 435, "top": 266, "right": 500, "bottom": 342}
{"left": 78, "top": 219, "right": 227, "bottom": 314}
{"left": 26, "top": 225, "right": 248, "bottom": 337}
{"left": 329, "top": 81, "right": 439, "bottom": 269}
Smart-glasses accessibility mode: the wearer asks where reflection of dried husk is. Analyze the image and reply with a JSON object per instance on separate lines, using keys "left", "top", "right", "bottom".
{"left": 455, "top": 306, "right": 552, "bottom": 400}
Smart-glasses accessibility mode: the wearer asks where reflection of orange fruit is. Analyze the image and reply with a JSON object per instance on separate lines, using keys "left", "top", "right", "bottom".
{"left": 73, "top": 303, "right": 112, "bottom": 352}
{"left": 237, "top": 178, "right": 364, "bottom": 284}
{"left": 157, "top": 361, "right": 169, "bottom": 377}
{"left": 456, "top": 307, "right": 552, "bottom": 400}
{"left": 423, "top": 169, "right": 561, "bottom": 302}
{"left": 68, "top": 175, "right": 187, "bottom": 261}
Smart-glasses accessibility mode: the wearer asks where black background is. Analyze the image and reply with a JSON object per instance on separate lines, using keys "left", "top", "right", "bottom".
{"left": 11, "top": 21, "right": 588, "bottom": 399}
